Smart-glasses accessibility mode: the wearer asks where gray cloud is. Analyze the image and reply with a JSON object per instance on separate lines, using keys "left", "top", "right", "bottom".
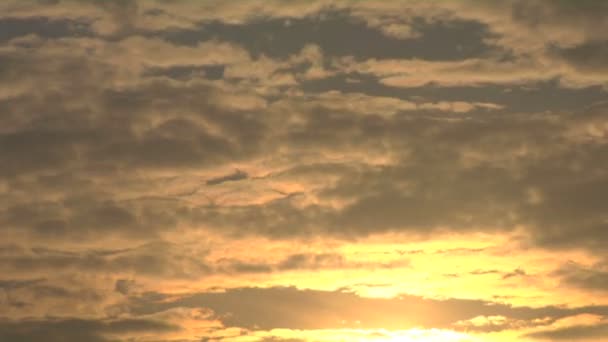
{"left": 1, "top": 2, "right": 608, "bottom": 340}
{"left": 216, "top": 252, "right": 370, "bottom": 274}
{"left": 0, "top": 241, "right": 209, "bottom": 279}
{"left": 127, "top": 286, "right": 608, "bottom": 332}
{"left": 277, "top": 253, "right": 345, "bottom": 271}
{"left": 114, "top": 279, "right": 136, "bottom": 295}
{"left": 144, "top": 64, "right": 226, "bottom": 81}
{"left": 206, "top": 169, "right": 248, "bottom": 186}
{"left": 502, "top": 268, "right": 527, "bottom": 280}
{"left": 556, "top": 40, "right": 608, "bottom": 73}
{"left": 0, "top": 318, "right": 179, "bottom": 342}
{"left": 0, "top": 17, "right": 92, "bottom": 43}
{"left": 2, "top": 66, "right": 607, "bottom": 252}
{"left": 0, "top": 243, "right": 375, "bottom": 282}
{"left": 0, "top": 278, "right": 44, "bottom": 290}
{"left": 158, "top": 11, "right": 499, "bottom": 61}
{"left": 555, "top": 261, "right": 608, "bottom": 293}
{"left": 302, "top": 76, "right": 608, "bottom": 115}
{"left": 524, "top": 322, "right": 608, "bottom": 341}
{"left": 182, "top": 103, "right": 608, "bottom": 249}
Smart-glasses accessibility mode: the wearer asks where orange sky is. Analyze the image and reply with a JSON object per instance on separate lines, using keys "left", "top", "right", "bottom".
{"left": 1, "top": 1, "right": 608, "bottom": 341}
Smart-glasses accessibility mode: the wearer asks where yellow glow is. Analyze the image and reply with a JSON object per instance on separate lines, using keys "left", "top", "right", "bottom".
{"left": 242, "top": 328, "right": 479, "bottom": 342}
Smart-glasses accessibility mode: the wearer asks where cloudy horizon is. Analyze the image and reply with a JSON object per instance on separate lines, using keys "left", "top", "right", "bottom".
{"left": 1, "top": 1, "right": 608, "bottom": 341}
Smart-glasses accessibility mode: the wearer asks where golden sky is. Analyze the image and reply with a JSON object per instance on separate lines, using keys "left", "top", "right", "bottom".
{"left": 1, "top": 1, "right": 608, "bottom": 341}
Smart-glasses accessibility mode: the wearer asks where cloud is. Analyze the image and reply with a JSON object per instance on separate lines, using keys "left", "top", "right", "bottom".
{"left": 3, "top": 67, "right": 606, "bottom": 251}
{"left": 0, "top": 278, "right": 45, "bottom": 290}
{"left": 158, "top": 10, "right": 498, "bottom": 62}
{"left": 114, "top": 279, "right": 136, "bottom": 295}
{"left": 0, "top": 318, "right": 179, "bottom": 342}
{"left": 503, "top": 268, "right": 527, "bottom": 280}
{"left": 0, "top": 241, "right": 210, "bottom": 279}
{"left": 277, "top": 253, "right": 345, "bottom": 271}
{"left": 525, "top": 322, "right": 608, "bottom": 341}
{"left": 555, "top": 40, "right": 608, "bottom": 74}
{"left": 0, "top": 16, "right": 92, "bottom": 43}
{"left": 1, "top": 2, "right": 607, "bottom": 341}
{"left": 127, "top": 286, "right": 608, "bottom": 332}
{"left": 555, "top": 261, "right": 608, "bottom": 293}
{"left": 207, "top": 169, "right": 249, "bottom": 186}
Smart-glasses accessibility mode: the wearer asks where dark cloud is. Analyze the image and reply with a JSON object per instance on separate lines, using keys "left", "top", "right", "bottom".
{"left": 0, "top": 50, "right": 267, "bottom": 178}
{"left": 511, "top": 0, "right": 608, "bottom": 37}
{"left": 127, "top": 286, "right": 608, "bottom": 331}
{"left": 159, "top": 11, "right": 499, "bottom": 61}
{"left": 0, "top": 17, "right": 91, "bottom": 43}
{"left": 217, "top": 259, "right": 274, "bottom": 274}
{"left": 0, "top": 278, "right": 45, "bottom": 290}
{"left": 165, "top": 102, "right": 608, "bottom": 252}
{"left": 556, "top": 40, "right": 608, "bottom": 73}
{"left": 0, "top": 241, "right": 209, "bottom": 278}
{"left": 503, "top": 268, "right": 527, "bottom": 280}
{"left": 0, "top": 243, "right": 370, "bottom": 280}
{"left": 144, "top": 64, "right": 226, "bottom": 81}
{"left": 1, "top": 197, "right": 184, "bottom": 241}
{"left": 206, "top": 169, "right": 248, "bottom": 186}
{"left": 94, "top": 0, "right": 139, "bottom": 34}
{"left": 302, "top": 76, "right": 608, "bottom": 114}
{"left": 555, "top": 261, "right": 608, "bottom": 293}
{"left": 277, "top": 253, "right": 345, "bottom": 271}
{"left": 1, "top": 5, "right": 606, "bottom": 250}
{"left": 217, "top": 252, "right": 362, "bottom": 274}
{"left": 114, "top": 279, "right": 136, "bottom": 295}
{"left": 0, "top": 318, "right": 179, "bottom": 342}
{"left": 2, "top": 67, "right": 607, "bottom": 252}
{"left": 524, "top": 322, "right": 608, "bottom": 340}
{"left": 1, "top": 2, "right": 608, "bottom": 340}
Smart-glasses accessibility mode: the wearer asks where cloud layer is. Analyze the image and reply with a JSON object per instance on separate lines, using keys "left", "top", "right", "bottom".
{"left": 1, "top": 1, "right": 607, "bottom": 341}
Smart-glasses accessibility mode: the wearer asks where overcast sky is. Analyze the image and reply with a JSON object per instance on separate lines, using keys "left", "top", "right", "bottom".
{"left": 1, "top": 1, "right": 608, "bottom": 341}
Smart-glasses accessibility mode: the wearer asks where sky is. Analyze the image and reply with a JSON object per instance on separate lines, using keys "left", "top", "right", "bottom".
{"left": 1, "top": 0, "right": 608, "bottom": 341}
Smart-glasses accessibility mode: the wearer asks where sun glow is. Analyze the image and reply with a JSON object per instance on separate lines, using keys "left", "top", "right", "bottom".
{"left": 369, "top": 328, "right": 476, "bottom": 342}
{"left": 252, "top": 328, "right": 477, "bottom": 342}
